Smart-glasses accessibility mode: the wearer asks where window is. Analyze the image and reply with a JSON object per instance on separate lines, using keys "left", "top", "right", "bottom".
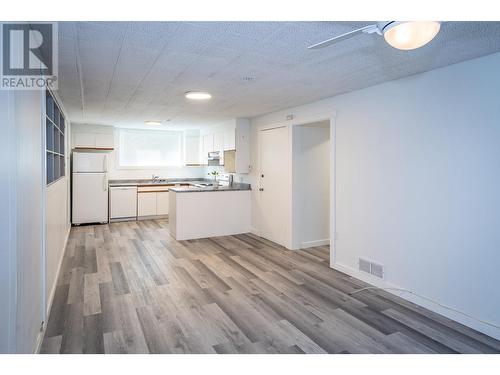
{"left": 118, "top": 129, "right": 184, "bottom": 167}
{"left": 46, "top": 90, "right": 65, "bottom": 185}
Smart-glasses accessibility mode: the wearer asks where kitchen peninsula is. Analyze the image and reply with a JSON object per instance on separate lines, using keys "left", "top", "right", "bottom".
{"left": 107, "top": 177, "right": 251, "bottom": 241}
{"left": 168, "top": 182, "right": 251, "bottom": 240}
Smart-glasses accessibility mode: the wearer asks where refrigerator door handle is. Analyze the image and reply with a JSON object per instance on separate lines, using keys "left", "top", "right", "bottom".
{"left": 103, "top": 155, "right": 107, "bottom": 172}
{"left": 103, "top": 175, "right": 108, "bottom": 191}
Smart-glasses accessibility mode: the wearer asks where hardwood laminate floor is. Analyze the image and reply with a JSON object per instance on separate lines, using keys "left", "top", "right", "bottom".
{"left": 40, "top": 219, "right": 500, "bottom": 354}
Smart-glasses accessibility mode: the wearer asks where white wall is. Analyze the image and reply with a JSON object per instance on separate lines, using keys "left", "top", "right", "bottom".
{"left": 71, "top": 123, "right": 206, "bottom": 180}
{"left": 0, "top": 86, "right": 71, "bottom": 353}
{"left": 292, "top": 121, "right": 330, "bottom": 249}
{"left": 0, "top": 89, "right": 17, "bottom": 353}
{"left": 45, "top": 180, "right": 70, "bottom": 309}
{"left": 44, "top": 89, "right": 71, "bottom": 320}
{"left": 250, "top": 52, "right": 500, "bottom": 339}
{"left": 0, "top": 89, "right": 46, "bottom": 353}
{"left": 15, "top": 89, "right": 45, "bottom": 353}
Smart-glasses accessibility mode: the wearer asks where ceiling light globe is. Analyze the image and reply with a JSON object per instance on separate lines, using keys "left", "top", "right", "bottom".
{"left": 383, "top": 21, "right": 441, "bottom": 50}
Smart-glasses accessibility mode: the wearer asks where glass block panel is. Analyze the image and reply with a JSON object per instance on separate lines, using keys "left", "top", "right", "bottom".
{"left": 59, "top": 115, "right": 65, "bottom": 133}
{"left": 53, "top": 126, "right": 60, "bottom": 154}
{"left": 46, "top": 119, "right": 53, "bottom": 151}
{"left": 60, "top": 156, "right": 65, "bottom": 178}
{"left": 54, "top": 155, "right": 60, "bottom": 181}
{"left": 53, "top": 104, "right": 60, "bottom": 126}
{"left": 46, "top": 91, "right": 54, "bottom": 120}
{"left": 46, "top": 152, "right": 54, "bottom": 184}
{"left": 59, "top": 132, "right": 64, "bottom": 155}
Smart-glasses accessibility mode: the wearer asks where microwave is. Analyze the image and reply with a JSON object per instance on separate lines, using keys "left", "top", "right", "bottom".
{"left": 208, "top": 151, "right": 221, "bottom": 166}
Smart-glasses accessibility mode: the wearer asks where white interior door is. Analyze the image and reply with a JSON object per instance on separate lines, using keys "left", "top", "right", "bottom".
{"left": 259, "top": 126, "right": 289, "bottom": 246}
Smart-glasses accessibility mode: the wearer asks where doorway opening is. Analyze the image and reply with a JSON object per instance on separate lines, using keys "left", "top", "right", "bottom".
{"left": 291, "top": 120, "right": 331, "bottom": 250}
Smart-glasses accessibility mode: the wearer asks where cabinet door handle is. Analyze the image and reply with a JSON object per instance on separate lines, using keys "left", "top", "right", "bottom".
{"left": 259, "top": 188, "right": 264, "bottom": 191}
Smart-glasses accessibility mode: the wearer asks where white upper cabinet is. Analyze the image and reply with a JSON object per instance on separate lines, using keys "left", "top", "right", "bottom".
{"left": 185, "top": 134, "right": 201, "bottom": 165}
{"left": 73, "top": 132, "right": 95, "bottom": 148}
{"left": 214, "top": 132, "right": 224, "bottom": 153}
{"left": 73, "top": 131, "right": 114, "bottom": 149}
{"left": 192, "top": 119, "right": 249, "bottom": 168}
{"left": 234, "top": 119, "right": 250, "bottom": 174}
{"left": 224, "top": 128, "right": 236, "bottom": 150}
{"left": 95, "top": 133, "right": 114, "bottom": 149}
{"left": 201, "top": 134, "right": 214, "bottom": 164}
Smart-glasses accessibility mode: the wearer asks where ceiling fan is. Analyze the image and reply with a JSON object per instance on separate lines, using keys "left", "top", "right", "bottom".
{"left": 308, "top": 21, "right": 441, "bottom": 51}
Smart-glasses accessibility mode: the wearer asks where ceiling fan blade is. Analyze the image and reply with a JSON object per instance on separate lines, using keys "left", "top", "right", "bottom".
{"left": 307, "top": 24, "right": 379, "bottom": 49}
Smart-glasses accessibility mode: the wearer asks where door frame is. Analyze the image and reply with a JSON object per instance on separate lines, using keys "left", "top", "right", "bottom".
{"left": 289, "top": 114, "right": 336, "bottom": 262}
{"left": 255, "top": 111, "right": 337, "bottom": 260}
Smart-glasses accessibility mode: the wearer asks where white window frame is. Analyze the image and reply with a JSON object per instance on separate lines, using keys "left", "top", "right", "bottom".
{"left": 115, "top": 128, "right": 185, "bottom": 169}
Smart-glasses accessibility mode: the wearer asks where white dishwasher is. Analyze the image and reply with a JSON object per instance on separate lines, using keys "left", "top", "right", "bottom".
{"left": 109, "top": 186, "right": 138, "bottom": 221}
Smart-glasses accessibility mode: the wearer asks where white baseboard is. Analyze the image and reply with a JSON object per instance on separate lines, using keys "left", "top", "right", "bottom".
{"left": 35, "top": 226, "right": 71, "bottom": 353}
{"left": 300, "top": 239, "right": 330, "bottom": 249}
{"left": 330, "top": 261, "right": 500, "bottom": 341}
{"left": 250, "top": 228, "right": 262, "bottom": 237}
{"left": 137, "top": 214, "right": 168, "bottom": 221}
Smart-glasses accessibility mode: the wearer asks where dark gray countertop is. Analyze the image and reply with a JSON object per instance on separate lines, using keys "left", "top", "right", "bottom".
{"left": 108, "top": 178, "right": 206, "bottom": 187}
{"left": 108, "top": 178, "right": 251, "bottom": 192}
{"left": 169, "top": 182, "right": 251, "bottom": 193}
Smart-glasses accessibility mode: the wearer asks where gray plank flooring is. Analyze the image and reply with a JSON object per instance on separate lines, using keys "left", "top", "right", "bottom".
{"left": 40, "top": 219, "right": 500, "bottom": 354}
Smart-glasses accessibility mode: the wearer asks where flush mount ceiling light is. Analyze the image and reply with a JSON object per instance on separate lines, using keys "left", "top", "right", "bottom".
{"left": 144, "top": 120, "right": 161, "bottom": 126}
{"left": 185, "top": 91, "right": 212, "bottom": 100}
{"left": 308, "top": 21, "right": 441, "bottom": 51}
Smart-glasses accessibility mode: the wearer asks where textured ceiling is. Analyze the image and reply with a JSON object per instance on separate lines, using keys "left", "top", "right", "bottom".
{"left": 57, "top": 21, "right": 500, "bottom": 129}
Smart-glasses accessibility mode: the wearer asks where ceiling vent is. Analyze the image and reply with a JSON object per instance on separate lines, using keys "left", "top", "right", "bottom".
{"left": 359, "top": 257, "right": 384, "bottom": 279}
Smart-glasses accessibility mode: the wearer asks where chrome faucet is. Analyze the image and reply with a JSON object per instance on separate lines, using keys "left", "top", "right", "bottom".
{"left": 152, "top": 174, "right": 160, "bottom": 183}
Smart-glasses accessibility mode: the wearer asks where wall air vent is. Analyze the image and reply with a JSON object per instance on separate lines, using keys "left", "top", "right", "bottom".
{"left": 358, "top": 257, "right": 384, "bottom": 279}
{"left": 359, "top": 258, "right": 371, "bottom": 274}
{"left": 370, "top": 262, "right": 384, "bottom": 279}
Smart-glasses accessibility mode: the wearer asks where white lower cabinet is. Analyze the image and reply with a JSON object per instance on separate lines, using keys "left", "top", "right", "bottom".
{"left": 156, "top": 191, "right": 169, "bottom": 215}
{"left": 138, "top": 192, "right": 157, "bottom": 217}
{"left": 137, "top": 188, "right": 170, "bottom": 218}
{"left": 110, "top": 186, "right": 137, "bottom": 220}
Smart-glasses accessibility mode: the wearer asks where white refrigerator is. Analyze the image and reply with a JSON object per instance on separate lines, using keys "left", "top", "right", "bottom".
{"left": 72, "top": 152, "right": 109, "bottom": 224}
